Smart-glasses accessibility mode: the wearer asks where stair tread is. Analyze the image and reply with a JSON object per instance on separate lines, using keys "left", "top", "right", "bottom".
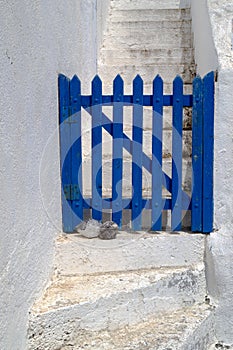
{"left": 111, "top": 8, "right": 191, "bottom": 22}
{"left": 60, "top": 304, "right": 214, "bottom": 350}
{"left": 109, "top": 19, "right": 192, "bottom": 26}
{"left": 110, "top": 0, "right": 191, "bottom": 10}
{"left": 31, "top": 264, "right": 204, "bottom": 314}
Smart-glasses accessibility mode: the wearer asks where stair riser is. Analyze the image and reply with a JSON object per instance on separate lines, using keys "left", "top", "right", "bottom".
{"left": 55, "top": 234, "right": 204, "bottom": 275}
{"left": 106, "top": 30, "right": 192, "bottom": 44}
{"left": 108, "top": 20, "right": 192, "bottom": 31}
{"left": 110, "top": 0, "right": 191, "bottom": 10}
{"left": 102, "top": 38, "right": 192, "bottom": 50}
{"left": 100, "top": 49, "right": 194, "bottom": 66}
{"left": 28, "top": 267, "right": 205, "bottom": 350}
{"left": 111, "top": 9, "right": 191, "bottom": 22}
{"left": 181, "top": 312, "right": 215, "bottom": 350}
{"left": 103, "top": 28, "right": 192, "bottom": 43}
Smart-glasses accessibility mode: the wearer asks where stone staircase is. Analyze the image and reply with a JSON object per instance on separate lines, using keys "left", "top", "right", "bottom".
{"left": 28, "top": 232, "right": 215, "bottom": 349}
{"left": 98, "top": 0, "right": 195, "bottom": 92}
{"left": 27, "top": 1, "right": 217, "bottom": 349}
{"left": 93, "top": 0, "right": 195, "bottom": 230}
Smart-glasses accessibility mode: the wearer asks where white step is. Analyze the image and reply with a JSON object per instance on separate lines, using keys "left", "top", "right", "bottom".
{"left": 102, "top": 36, "right": 192, "bottom": 50}
{"left": 98, "top": 64, "right": 195, "bottom": 84}
{"left": 28, "top": 263, "right": 206, "bottom": 350}
{"left": 110, "top": 0, "right": 191, "bottom": 10}
{"left": 108, "top": 19, "right": 192, "bottom": 32}
{"left": 106, "top": 27, "right": 192, "bottom": 43}
{"left": 61, "top": 304, "right": 214, "bottom": 350}
{"left": 100, "top": 48, "right": 194, "bottom": 66}
{"left": 28, "top": 302, "right": 214, "bottom": 350}
{"left": 110, "top": 8, "right": 191, "bottom": 22}
{"left": 102, "top": 29, "right": 192, "bottom": 48}
{"left": 55, "top": 232, "right": 205, "bottom": 275}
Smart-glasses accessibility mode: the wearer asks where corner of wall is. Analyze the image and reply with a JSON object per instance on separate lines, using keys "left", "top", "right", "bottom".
{"left": 191, "top": 0, "right": 218, "bottom": 76}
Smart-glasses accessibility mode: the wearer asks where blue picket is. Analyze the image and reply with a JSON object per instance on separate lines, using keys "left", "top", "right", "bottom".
{"left": 112, "top": 75, "right": 124, "bottom": 226}
{"left": 58, "top": 74, "right": 73, "bottom": 232}
{"left": 59, "top": 72, "right": 214, "bottom": 233}
{"left": 132, "top": 75, "right": 143, "bottom": 230}
{"left": 191, "top": 76, "right": 203, "bottom": 232}
{"left": 203, "top": 72, "right": 214, "bottom": 233}
{"left": 92, "top": 76, "right": 102, "bottom": 221}
{"left": 70, "top": 75, "right": 83, "bottom": 226}
{"left": 171, "top": 76, "right": 183, "bottom": 231}
{"left": 152, "top": 75, "right": 163, "bottom": 230}
{"left": 98, "top": 110, "right": 191, "bottom": 204}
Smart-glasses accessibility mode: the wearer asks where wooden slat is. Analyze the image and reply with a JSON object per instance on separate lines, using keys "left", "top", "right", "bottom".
{"left": 132, "top": 75, "right": 143, "bottom": 230}
{"left": 152, "top": 75, "right": 163, "bottom": 230}
{"left": 58, "top": 74, "right": 73, "bottom": 232}
{"left": 171, "top": 76, "right": 183, "bottom": 231}
{"left": 112, "top": 75, "right": 124, "bottom": 226}
{"left": 203, "top": 71, "right": 214, "bottom": 233}
{"left": 92, "top": 76, "right": 102, "bottom": 221}
{"left": 191, "top": 76, "right": 203, "bottom": 232}
{"left": 70, "top": 75, "right": 83, "bottom": 226}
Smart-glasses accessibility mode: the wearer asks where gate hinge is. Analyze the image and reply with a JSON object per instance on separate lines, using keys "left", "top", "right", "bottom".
{"left": 63, "top": 184, "right": 80, "bottom": 200}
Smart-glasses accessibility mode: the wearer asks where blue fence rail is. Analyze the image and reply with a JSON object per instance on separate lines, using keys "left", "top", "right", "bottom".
{"left": 58, "top": 72, "right": 214, "bottom": 233}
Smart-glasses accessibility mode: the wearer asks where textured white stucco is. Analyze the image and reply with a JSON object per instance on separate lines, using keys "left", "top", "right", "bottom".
{"left": 207, "top": 2, "right": 233, "bottom": 345}
{"left": 0, "top": 1, "right": 99, "bottom": 349}
{"left": 191, "top": 0, "right": 218, "bottom": 75}
{"left": 191, "top": 0, "right": 233, "bottom": 345}
{"left": 97, "top": 0, "right": 111, "bottom": 54}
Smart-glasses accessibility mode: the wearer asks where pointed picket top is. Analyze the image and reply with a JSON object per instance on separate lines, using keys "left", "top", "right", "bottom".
{"left": 133, "top": 74, "right": 143, "bottom": 85}
{"left": 153, "top": 74, "right": 163, "bottom": 85}
{"left": 173, "top": 75, "right": 183, "bottom": 99}
{"left": 70, "top": 75, "right": 81, "bottom": 96}
{"left": 203, "top": 71, "right": 215, "bottom": 82}
{"left": 92, "top": 75, "right": 102, "bottom": 93}
{"left": 113, "top": 74, "right": 124, "bottom": 85}
{"left": 71, "top": 74, "right": 81, "bottom": 85}
{"left": 173, "top": 75, "right": 183, "bottom": 85}
{"left": 58, "top": 74, "right": 70, "bottom": 91}
{"left": 153, "top": 75, "right": 163, "bottom": 95}
{"left": 58, "top": 73, "right": 69, "bottom": 81}
{"left": 113, "top": 75, "right": 124, "bottom": 93}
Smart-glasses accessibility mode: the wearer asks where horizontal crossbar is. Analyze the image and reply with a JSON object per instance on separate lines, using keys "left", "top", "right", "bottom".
{"left": 81, "top": 95, "right": 193, "bottom": 107}
{"left": 79, "top": 198, "right": 191, "bottom": 210}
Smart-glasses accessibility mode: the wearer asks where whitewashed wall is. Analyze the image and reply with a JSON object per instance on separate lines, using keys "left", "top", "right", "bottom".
{"left": 97, "top": 0, "right": 111, "bottom": 54}
{"left": 0, "top": 1, "right": 105, "bottom": 349}
{"left": 192, "top": 0, "right": 233, "bottom": 345}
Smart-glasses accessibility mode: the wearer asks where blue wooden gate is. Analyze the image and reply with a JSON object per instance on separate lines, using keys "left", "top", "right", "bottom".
{"left": 58, "top": 72, "right": 214, "bottom": 233}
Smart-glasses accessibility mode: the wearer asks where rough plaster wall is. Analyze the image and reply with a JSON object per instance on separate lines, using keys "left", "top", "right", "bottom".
{"left": 97, "top": 0, "right": 111, "bottom": 54}
{"left": 191, "top": 0, "right": 233, "bottom": 344}
{"left": 0, "top": 1, "right": 97, "bottom": 349}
